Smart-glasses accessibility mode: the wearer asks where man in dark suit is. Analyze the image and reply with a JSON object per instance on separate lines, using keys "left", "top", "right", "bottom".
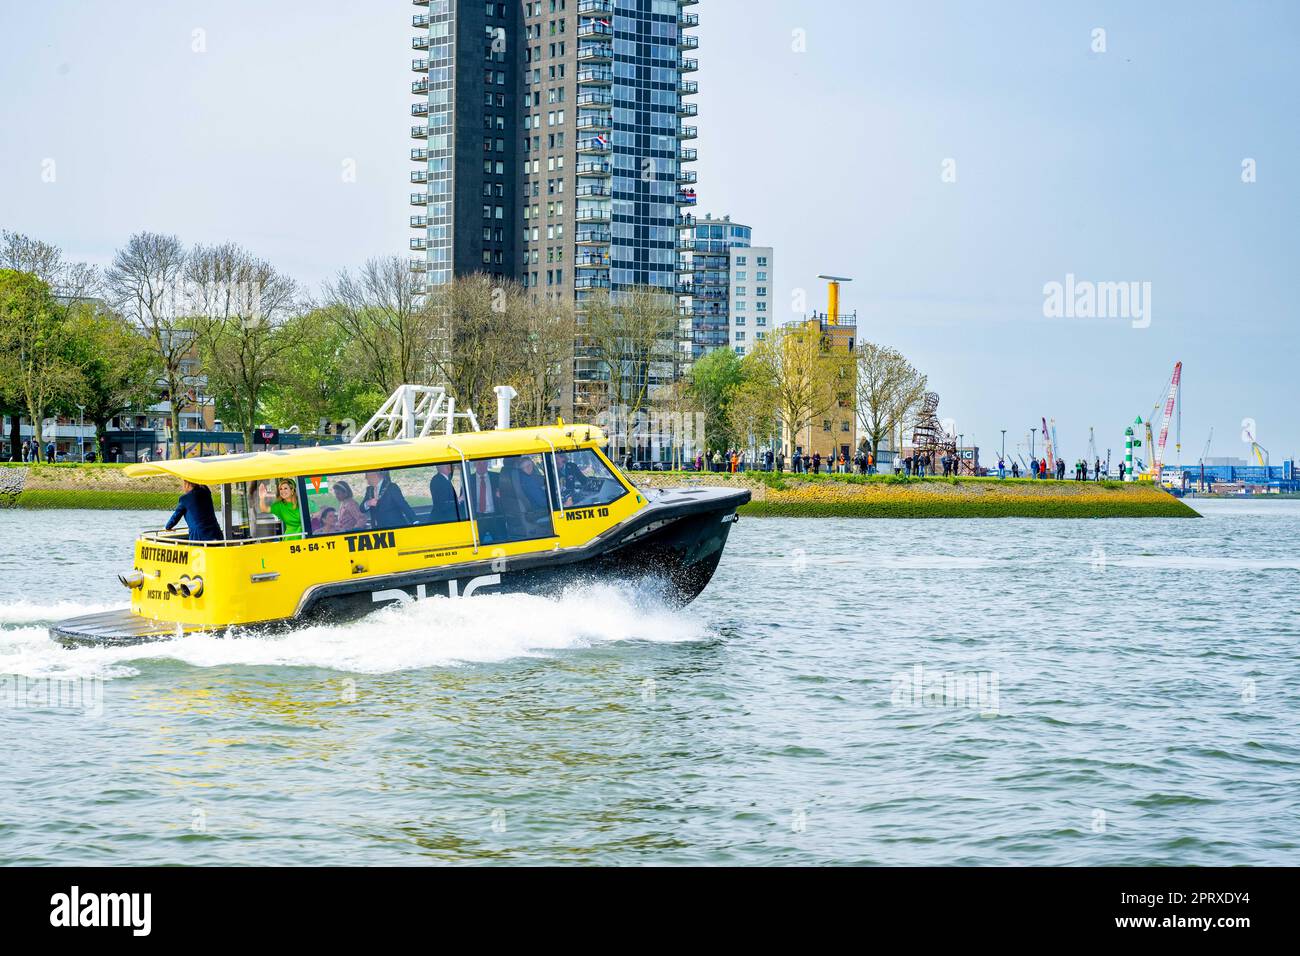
{"left": 466, "top": 459, "right": 505, "bottom": 542}
{"left": 361, "top": 470, "right": 416, "bottom": 528}
{"left": 427, "top": 463, "right": 463, "bottom": 524}
{"left": 165, "top": 480, "right": 224, "bottom": 542}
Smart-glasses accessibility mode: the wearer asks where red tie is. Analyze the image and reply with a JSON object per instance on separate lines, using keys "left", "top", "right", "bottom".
{"left": 479, "top": 476, "right": 488, "bottom": 513}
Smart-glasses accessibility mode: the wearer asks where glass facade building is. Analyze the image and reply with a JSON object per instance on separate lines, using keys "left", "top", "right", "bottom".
{"left": 681, "top": 214, "right": 750, "bottom": 358}
{"left": 410, "top": 0, "right": 699, "bottom": 409}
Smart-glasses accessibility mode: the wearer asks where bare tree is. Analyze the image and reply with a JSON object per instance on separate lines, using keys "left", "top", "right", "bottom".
{"left": 581, "top": 286, "right": 679, "bottom": 459}
{"left": 508, "top": 290, "right": 576, "bottom": 427}
{"left": 186, "top": 243, "right": 300, "bottom": 448}
{"left": 424, "top": 274, "right": 521, "bottom": 425}
{"left": 105, "top": 232, "right": 192, "bottom": 455}
{"left": 325, "top": 256, "right": 435, "bottom": 394}
{"left": 855, "top": 341, "right": 927, "bottom": 461}
{"left": 0, "top": 231, "right": 99, "bottom": 300}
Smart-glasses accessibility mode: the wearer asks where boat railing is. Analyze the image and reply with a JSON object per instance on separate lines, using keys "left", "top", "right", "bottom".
{"left": 139, "top": 529, "right": 305, "bottom": 548}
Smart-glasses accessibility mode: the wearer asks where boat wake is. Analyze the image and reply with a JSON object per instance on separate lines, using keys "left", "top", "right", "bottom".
{"left": 0, "top": 581, "right": 706, "bottom": 681}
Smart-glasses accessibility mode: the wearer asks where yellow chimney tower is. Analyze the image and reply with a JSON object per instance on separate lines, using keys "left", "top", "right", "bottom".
{"left": 817, "top": 275, "right": 852, "bottom": 326}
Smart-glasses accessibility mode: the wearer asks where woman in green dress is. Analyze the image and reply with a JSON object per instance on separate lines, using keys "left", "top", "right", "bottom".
{"left": 265, "top": 478, "right": 303, "bottom": 540}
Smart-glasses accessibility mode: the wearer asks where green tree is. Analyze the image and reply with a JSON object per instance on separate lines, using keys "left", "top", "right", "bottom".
{"left": 685, "top": 346, "right": 745, "bottom": 453}
{"left": 0, "top": 269, "right": 84, "bottom": 452}
{"left": 66, "top": 304, "right": 160, "bottom": 460}
{"left": 262, "top": 309, "right": 381, "bottom": 437}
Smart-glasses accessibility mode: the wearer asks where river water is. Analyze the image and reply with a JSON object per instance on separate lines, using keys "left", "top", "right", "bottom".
{"left": 0, "top": 501, "right": 1296, "bottom": 865}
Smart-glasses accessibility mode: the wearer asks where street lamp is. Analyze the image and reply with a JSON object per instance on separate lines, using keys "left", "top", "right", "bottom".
{"left": 958, "top": 433, "right": 964, "bottom": 475}
{"left": 77, "top": 405, "right": 85, "bottom": 462}
{"left": 1030, "top": 427, "right": 1037, "bottom": 459}
{"left": 1001, "top": 429, "right": 1007, "bottom": 460}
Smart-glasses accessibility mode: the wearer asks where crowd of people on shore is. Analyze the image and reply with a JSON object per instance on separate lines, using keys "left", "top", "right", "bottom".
{"left": 681, "top": 447, "right": 1114, "bottom": 481}
{"left": 11, "top": 439, "right": 58, "bottom": 463}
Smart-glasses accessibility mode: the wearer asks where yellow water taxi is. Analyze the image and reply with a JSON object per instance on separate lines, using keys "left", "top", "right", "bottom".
{"left": 50, "top": 391, "right": 748, "bottom": 647}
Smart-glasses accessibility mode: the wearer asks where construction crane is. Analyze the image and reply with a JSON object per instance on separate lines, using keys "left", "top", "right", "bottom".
{"left": 1151, "top": 361, "right": 1182, "bottom": 481}
{"left": 1239, "top": 420, "right": 1270, "bottom": 467}
{"left": 1200, "top": 426, "right": 1214, "bottom": 463}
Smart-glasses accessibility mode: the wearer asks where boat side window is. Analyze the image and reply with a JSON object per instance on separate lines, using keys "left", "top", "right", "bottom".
{"left": 553, "top": 449, "right": 628, "bottom": 510}
{"left": 466, "top": 452, "right": 554, "bottom": 545}
{"left": 302, "top": 463, "right": 470, "bottom": 535}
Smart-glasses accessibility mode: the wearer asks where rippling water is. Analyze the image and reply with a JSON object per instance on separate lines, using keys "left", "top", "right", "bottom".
{"left": 1, "top": 501, "right": 1296, "bottom": 865}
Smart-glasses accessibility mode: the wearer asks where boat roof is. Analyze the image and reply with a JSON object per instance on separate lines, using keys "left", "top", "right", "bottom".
{"left": 123, "top": 424, "right": 608, "bottom": 485}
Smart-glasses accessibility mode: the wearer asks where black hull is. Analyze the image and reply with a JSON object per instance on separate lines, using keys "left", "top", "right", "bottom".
{"left": 50, "top": 486, "right": 748, "bottom": 648}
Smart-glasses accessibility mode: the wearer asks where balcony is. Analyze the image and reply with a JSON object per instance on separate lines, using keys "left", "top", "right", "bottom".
{"left": 680, "top": 35, "right": 699, "bottom": 51}
{"left": 576, "top": 91, "right": 613, "bottom": 108}
{"left": 576, "top": 208, "right": 612, "bottom": 224}
{"left": 578, "top": 0, "right": 613, "bottom": 14}
{"left": 677, "top": 169, "right": 697, "bottom": 184}
{"left": 411, "top": 170, "right": 429, "bottom": 183}
{"left": 411, "top": 125, "right": 429, "bottom": 139}
{"left": 577, "top": 21, "right": 613, "bottom": 40}
{"left": 410, "top": 238, "right": 429, "bottom": 251}
{"left": 677, "top": 101, "right": 698, "bottom": 117}
{"left": 577, "top": 67, "right": 613, "bottom": 87}
{"left": 412, "top": 36, "right": 430, "bottom": 51}
{"left": 410, "top": 192, "right": 428, "bottom": 205}
{"left": 576, "top": 184, "right": 610, "bottom": 199}
{"left": 410, "top": 258, "right": 429, "bottom": 272}
{"left": 410, "top": 215, "right": 429, "bottom": 228}
{"left": 679, "top": 0, "right": 698, "bottom": 6}
{"left": 676, "top": 189, "right": 698, "bottom": 205}
{"left": 412, "top": 58, "right": 430, "bottom": 73}
{"left": 679, "top": 80, "right": 698, "bottom": 95}
{"left": 412, "top": 78, "right": 430, "bottom": 94}
{"left": 575, "top": 252, "right": 611, "bottom": 268}
{"left": 575, "top": 230, "right": 612, "bottom": 245}
{"left": 677, "top": 213, "right": 696, "bottom": 228}
{"left": 411, "top": 148, "right": 429, "bottom": 162}
{"left": 679, "top": 147, "right": 697, "bottom": 162}
{"left": 678, "top": 57, "right": 698, "bottom": 73}
{"left": 577, "top": 136, "right": 612, "bottom": 156}
{"left": 576, "top": 115, "right": 611, "bottom": 133}
{"left": 575, "top": 276, "right": 612, "bottom": 291}
{"left": 679, "top": 124, "right": 697, "bottom": 140}
{"left": 411, "top": 102, "right": 429, "bottom": 116}
{"left": 575, "top": 160, "right": 612, "bottom": 178}
{"left": 679, "top": 12, "right": 699, "bottom": 26}
{"left": 413, "top": 14, "right": 431, "bottom": 28}
{"left": 577, "top": 44, "right": 614, "bottom": 64}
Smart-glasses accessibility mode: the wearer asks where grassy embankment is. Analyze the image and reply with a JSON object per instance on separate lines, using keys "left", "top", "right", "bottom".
{"left": 0, "top": 463, "right": 1200, "bottom": 518}
{"left": 638, "top": 471, "right": 1199, "bottom": 518}
{"left": 0, "top": 463, "right": 177, "bottom": 510}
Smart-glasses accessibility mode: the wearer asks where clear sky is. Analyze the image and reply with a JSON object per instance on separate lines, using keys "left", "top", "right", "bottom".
{"left": 2, "top": 1, "right": 1296, "bottom": 463}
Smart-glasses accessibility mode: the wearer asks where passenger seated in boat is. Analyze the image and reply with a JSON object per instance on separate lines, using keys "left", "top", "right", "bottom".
{"left": 164, "top": 480, "right": 224, "bottom": 542}
{"left": 427, "top": 463, "right": 463, "bottom": 524}
{"left": 362, "top": 470, "right": 416, "bottom": 528}
{"left": 331, "top": 481, "right": 368, "bottom": 532}
{"left": 261, "top": 478, "right": 303, "bottom": 540}
{"left": 511, "top": 456, "right": 551, "bottom": 536}
{"left": 314, "top": 506, "right": 339, "bottom": 534}
{"left": 466, "top": 459, "right": 504, "bottom": 542}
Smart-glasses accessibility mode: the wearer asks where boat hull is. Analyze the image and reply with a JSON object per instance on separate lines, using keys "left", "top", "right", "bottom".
{"left": 50, "top": 486, "right": 748, "bottom": 648}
